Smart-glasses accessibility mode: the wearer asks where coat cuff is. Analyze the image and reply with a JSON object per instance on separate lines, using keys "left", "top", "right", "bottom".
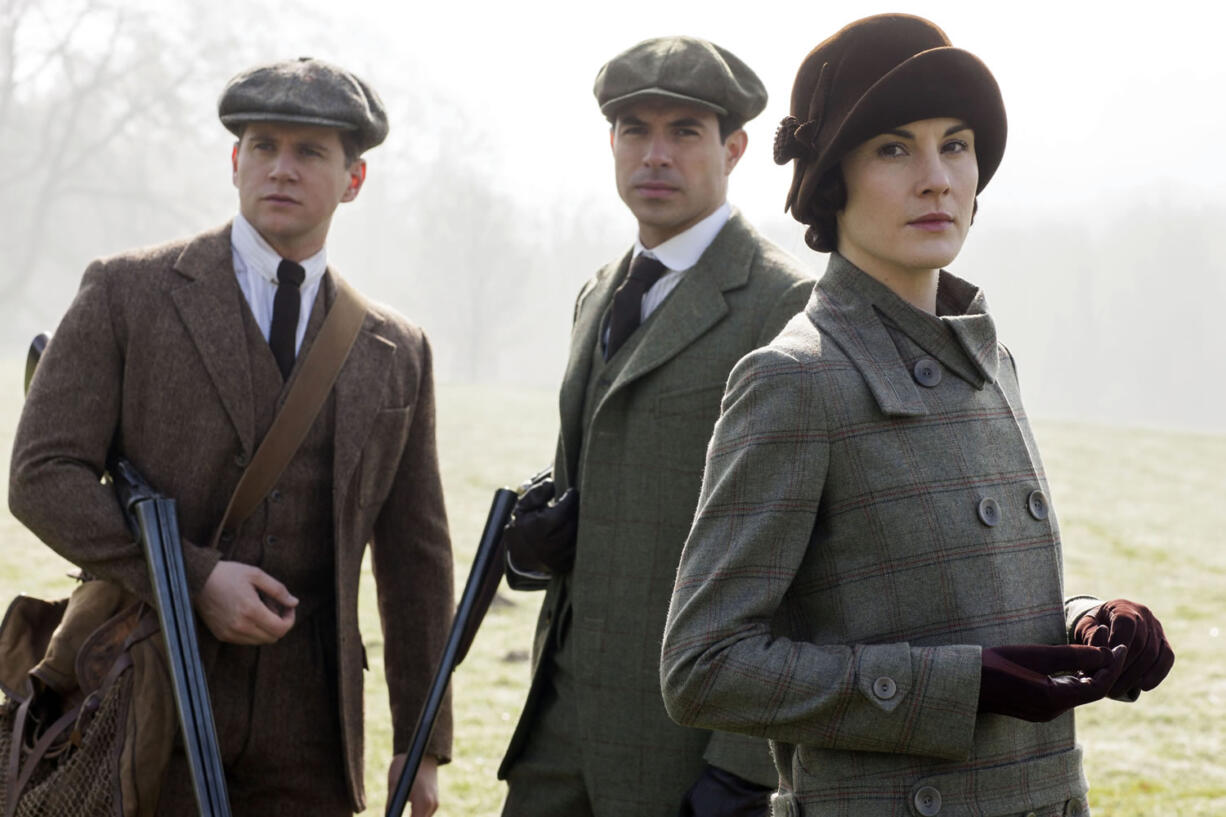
{"left": 703, "top": 730, "right": 778, "bottom": 789}
{"left": 1064, "top": 595, "right": 1102, "bottom": 641}
{"left": 182, "top": 539, "right": 223, "bottom": 597}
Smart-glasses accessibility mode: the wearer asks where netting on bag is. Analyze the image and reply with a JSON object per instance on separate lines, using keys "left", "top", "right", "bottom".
{"left": 0, "top": 672, "right": 129, "bottom": 817}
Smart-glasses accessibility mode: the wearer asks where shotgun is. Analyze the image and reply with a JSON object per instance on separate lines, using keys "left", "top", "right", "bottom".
{"left": 386, "top": 487, "right": 516, "bottom": 817}
{"left": 26, "top": 333, "right": 231, "bottom": 817}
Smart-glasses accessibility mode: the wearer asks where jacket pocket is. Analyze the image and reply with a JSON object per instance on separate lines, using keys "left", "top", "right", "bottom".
{"left": 358, "top": 405, "right": 414, "bottom": 507}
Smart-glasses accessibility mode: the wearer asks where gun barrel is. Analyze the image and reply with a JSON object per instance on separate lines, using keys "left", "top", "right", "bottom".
{"left": 386, "top": 487, "right": 517, "bottom": 817}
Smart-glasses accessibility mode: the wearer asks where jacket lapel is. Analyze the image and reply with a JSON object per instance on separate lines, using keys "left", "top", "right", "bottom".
{"left": 600, "top": 211, "right": 755, "bottom": 405}
{"left": 557, "top": 255, "right": 626, "bottom": 485}
{"left": 169, "top": 223, "right": 258, "bottom": 454}
{"left": 331, "top": 299, "right": 395, "bottom": 510}
{"left": 807, "top": 255, "right": 928, "bottom": 418}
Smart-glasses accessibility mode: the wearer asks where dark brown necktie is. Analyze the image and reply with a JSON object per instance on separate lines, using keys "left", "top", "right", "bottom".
{"left": 270, "top": 259, "right": 305, "bottom": 380}
{"left": 605, "top": 253, "right": 667, "bottom": 360}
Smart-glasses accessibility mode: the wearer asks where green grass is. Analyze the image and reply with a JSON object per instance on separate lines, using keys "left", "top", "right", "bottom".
{"left": 1, "top": 380, "right": 1222, "bottom": 815}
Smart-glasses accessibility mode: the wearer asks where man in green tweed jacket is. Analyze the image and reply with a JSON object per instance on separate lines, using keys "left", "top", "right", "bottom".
{"left": 661, "top": 15, "right": 1174, "bottom": 817}
{"left": 498, "top": 36, "right": 812, "bottom": 817}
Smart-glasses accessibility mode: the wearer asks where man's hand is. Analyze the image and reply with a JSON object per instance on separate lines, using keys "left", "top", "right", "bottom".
{"left": 679, "top": 764, "right": 772, "bottom": 816}
{"left": 978, "top": 643, "right": 1127, "bottom": 721}
{"left": 1073, "top": 598, "right": 1174, "bottom": 698}
{"left": 388, "top": 753, "right": 439, "bottom": 817}
{"left": 503, "top": 478, "right": 579, "bottom": 576}
{"left": 195, "top": 560, "right": 297, "bottom": 645}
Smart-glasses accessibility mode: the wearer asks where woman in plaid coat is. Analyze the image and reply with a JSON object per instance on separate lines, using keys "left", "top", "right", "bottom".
{"left": 660, "top": 15, "right": 1174, "bottom": 817}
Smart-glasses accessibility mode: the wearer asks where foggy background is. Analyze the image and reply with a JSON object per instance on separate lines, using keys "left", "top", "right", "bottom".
{"left": 3, "top": 0, "right": 1223, "bottom": 432}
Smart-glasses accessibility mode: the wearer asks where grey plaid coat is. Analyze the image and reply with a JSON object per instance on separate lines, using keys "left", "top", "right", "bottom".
{"left": 500, "top": 212, "right": 813, "bottom": 813}
{"left": 662, "top": 254, "right": 1095, "bottom": 817}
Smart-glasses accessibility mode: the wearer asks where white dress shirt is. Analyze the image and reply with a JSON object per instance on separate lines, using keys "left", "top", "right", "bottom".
{"left": 230, "top": 213, "right": 327, "bottom": 354}
{"left": 631, "top": 201, "right": 731, "bottom": 322}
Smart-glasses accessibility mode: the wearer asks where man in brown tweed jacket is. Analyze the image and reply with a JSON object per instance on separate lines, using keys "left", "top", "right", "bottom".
{"left": 498, "top": 37, "right": 812, "bottom": 817}
{"left": 9, "top": 58, "right": 452, "bottom": 817}
{"left": 661, "top": 15, "right": 1174, "bottom": 817}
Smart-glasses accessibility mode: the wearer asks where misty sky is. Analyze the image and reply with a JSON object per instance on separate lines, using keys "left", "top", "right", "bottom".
{"left": 9, "top": 0, "right": 1225, "bottom": 431}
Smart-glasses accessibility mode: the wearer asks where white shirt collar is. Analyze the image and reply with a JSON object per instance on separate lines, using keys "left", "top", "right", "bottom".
{"left": 231, "top": 212, "right": 328, "bottom": 285}
{"left": 632, "top": 201, "right": 731, "bottom": 272}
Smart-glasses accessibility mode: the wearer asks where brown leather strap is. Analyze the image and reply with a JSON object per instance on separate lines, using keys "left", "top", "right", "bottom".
{"left": 211, "top": 276, "right": 367, "bottom": 546}
{"left": 5, "top": 695, "right": 31, "bottom": 817}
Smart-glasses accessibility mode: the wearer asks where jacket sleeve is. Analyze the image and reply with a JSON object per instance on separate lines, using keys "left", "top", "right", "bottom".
{"left": 1063, "top": 595, "right": 1102, "bottom": 641}
{"left": 8, "top": 260, "right": 220, "bottom": 602}
{"left": 661, "top": 345, "right": 981, "bottom": 762}
{"left": 370, "top": 330, "right": 455, "bottom": 763}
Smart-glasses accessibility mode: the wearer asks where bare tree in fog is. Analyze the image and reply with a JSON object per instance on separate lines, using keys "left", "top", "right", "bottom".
{"left": 2, "top": 1, "right": 188, "bottom": 306}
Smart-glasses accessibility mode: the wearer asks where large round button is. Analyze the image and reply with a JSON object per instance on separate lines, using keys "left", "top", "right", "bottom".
{"left": 872, "top": 676, "right": 897, "bottom": 700}
{"left": 914, "top": 785, "right": 942, "bottom": 816}
{"left": 234, "top": 450, "right": 250, "bottom": 468}
{"left": 264, "top": 534, "right": 278, "bottom": 547}
{"left": 913, "top": 358, "right": 942, "bottom": 388}
{"left": 977, "top": 497, "right": 1000, "bottom": 527}
{"left": 1065, "top": 798, "right": 1086, "bottom": 817}
{"left": 1027, "top": 490, "right": 1049, "bottom": 520}
{"left": 1024, "top": 812, "right": 1037, "bottom": 817}
{"left": 219, "top": 529, "right": 235, "bottom": 544}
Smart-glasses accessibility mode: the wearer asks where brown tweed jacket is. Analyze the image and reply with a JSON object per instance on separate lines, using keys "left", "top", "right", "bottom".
{"left": 8, "top": 224, "right": 453, "bottom": 811}
{"left": 662, "top": 254, "right": 1095, "bottom": 817}
{"left": 500, "top": 212, "right": 813, "bottom": 812}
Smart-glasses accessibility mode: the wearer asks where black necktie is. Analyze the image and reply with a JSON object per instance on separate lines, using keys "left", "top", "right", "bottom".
{"left": 270, "top": 259, "right": 305, "bottom": 380}
{"left": 605, "top": 254, "right": 667, "bottom": 360}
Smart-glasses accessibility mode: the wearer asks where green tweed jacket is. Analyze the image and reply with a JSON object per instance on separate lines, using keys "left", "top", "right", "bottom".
{"left": 500, "top": 212, "right": 813, "bottom": 813}
{"left": 662, "top": 254, "right": 1096, "bottom": 817}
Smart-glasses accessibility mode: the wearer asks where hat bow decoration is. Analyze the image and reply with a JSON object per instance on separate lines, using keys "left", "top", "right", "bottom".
{"left": 773, "top": 61, "right": 831, "bottom": 165}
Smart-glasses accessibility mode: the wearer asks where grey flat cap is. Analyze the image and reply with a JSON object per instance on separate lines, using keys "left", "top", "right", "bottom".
{"left": 594, "top": 37, "right": 767, "bottom": 125}
{"left": 218, "top": 57, "right": 388, "bottom": 153}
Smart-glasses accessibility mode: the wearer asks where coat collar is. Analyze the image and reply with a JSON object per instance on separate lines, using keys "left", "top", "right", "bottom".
{"left": 557, "top": 209, "right": 759, "bottom": 484}
{"left": 807, "top": 253, "right": 999, "bottom": 417}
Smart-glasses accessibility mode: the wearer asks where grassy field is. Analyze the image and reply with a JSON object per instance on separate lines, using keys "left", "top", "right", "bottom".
{"left": 0, "top": 378, "right": 1222, "bottom": 816}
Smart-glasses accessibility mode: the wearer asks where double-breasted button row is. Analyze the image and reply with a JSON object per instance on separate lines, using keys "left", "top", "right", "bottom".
{"left": 914, "top": 785, "right": 942, "bottom": 816}
{"left": 1064, "top": 798, "right": 1086, "bottom": 817}
{"left": 913, "top": 358, "right": 942, "bottom": 388}
{"left": 976, "top": 490, "right": 1050, "bottom": 527}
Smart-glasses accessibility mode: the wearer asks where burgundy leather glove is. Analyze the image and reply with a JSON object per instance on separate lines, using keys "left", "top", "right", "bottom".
{"left": 502, "top": 478, "right": 579, "bottom": 576}
{"left": 1073, "top": 598, "right": 1174, "bottom": 698}
{"left": 679, "top": 764, "right": 772, "bottom": 817}
{"left": 978, "top": 643, "right": 1127, "bottom": 722}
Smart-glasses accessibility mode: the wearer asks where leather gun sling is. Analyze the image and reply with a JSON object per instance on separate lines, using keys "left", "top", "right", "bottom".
{"left": 210, "top": 276, "right": 367, "bottom": 546}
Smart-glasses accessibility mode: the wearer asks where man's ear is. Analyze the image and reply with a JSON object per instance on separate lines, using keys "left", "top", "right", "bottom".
{"left": 341, "top": 159, "right": 367, "bottom": 202}
{"left": 231, "top": 143, "right": 239, "bottom": 185}
{"left": 723, "top": 130, "right": 748, "bottom": 174}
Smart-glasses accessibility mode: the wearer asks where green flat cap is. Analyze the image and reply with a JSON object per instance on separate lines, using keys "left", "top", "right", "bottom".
{"left": 218, "top": 57, "right": 388, "bottom": 153}
{"left": 594, "top": 36, "right": 767, "bottom": 125}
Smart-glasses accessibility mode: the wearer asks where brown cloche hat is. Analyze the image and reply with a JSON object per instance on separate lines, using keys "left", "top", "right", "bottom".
{"left": 777, "top": 14, "right": 1006, "bottom": 224}
{"left": 594, "top": 36, "right": 768, "bottom": 125}
{"left": 218, "top": 57, "right": 388, "bottom": 153}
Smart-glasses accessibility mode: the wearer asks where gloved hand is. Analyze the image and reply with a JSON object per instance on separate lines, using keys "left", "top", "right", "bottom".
{"left": 679, "top": 764, "right": 772, "bottom": 817}
{"left": 978, "top": 643, "right": 1127, "bottom": 722}
{"left": 502, "top": 478, "right": 579, "bottom": 576}
{"left": 1073, "top": 598, "right": 1174, "bottom": 699}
